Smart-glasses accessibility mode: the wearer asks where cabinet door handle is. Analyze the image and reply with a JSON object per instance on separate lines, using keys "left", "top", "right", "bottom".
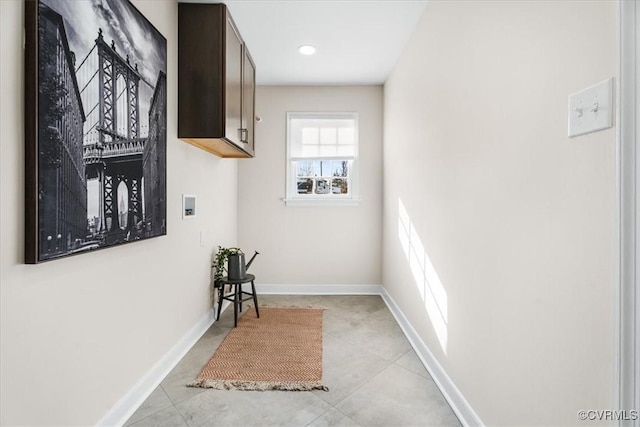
{"left": 240, "top": 128, "right": 248, "bottom": 143}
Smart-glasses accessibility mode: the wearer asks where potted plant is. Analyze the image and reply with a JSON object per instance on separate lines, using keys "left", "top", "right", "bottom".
{"left": 212, "top": 246, "right": 244, "bottom": 287}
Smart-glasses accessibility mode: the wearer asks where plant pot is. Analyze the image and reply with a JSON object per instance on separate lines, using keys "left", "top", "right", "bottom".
{"left": 227, "top": 253, "right": 246, "bottom": 280}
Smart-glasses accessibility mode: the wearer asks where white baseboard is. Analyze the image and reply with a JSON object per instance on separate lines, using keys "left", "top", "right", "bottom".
{"left": 96, "top": 302, "right": 230, "bottom": 427}
{"left": 379, "top": 288, "right": 484, "bottom": 427}
{"left": 255, "top": 283, "right": 383, "bottom": 295}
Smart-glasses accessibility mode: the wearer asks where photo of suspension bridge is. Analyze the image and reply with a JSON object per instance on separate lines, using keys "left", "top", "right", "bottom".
{"left": 36, "top": 0, "right": 166, "bottom": 261}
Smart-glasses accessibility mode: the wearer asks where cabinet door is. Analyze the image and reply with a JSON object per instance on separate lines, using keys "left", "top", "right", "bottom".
{"left": 225, "top": 17, "right": 243, "bottom": 146}
{"left": 242, "top": 48, "right": 256, "bottom": 155}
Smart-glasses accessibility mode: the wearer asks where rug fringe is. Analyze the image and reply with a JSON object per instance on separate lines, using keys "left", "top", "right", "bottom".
{"left": 188, "top": 379, "right": 329, "bottom": 392}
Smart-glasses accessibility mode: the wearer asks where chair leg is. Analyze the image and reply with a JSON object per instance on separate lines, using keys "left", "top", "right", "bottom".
{"left": 233, "top": 284, "right": 239, "bottom": 327}
{"left": 251, "top": 280, "right": 259, "bottom": 318}
{"left": 216, "top": 284, "right": 223, "bottom": 321}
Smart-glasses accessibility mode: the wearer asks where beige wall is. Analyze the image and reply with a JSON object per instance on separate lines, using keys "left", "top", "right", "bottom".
{"left": 0, "top": 1, "right": 238, "bottom": 425}
{"left": 238, "top": 86, "right": 382, "bottom": 285}
{"left": 383, "top": 1, "right": 617, "bottom": 425}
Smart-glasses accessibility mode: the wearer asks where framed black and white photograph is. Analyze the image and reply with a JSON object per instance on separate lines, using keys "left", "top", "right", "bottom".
{"left": 25, "top": 0, "right": 167, "bottom": 263}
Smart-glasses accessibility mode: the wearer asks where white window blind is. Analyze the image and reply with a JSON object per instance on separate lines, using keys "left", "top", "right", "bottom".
{"left": 289, "top": 114, "right": 357, "bottom": 160}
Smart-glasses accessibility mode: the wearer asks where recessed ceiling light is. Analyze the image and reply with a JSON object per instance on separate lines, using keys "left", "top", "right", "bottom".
{"left": 298, "top": 45, "right": 316, "bottom": 56}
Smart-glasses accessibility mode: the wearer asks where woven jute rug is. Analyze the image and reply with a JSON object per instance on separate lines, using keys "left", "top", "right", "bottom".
{"left": 188, "top": 306, "right": 328, "bottom": 391}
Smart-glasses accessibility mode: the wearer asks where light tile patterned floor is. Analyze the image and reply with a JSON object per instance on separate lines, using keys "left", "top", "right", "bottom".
{"left": 125, "top": 295, "right": 461, "bottom": 427}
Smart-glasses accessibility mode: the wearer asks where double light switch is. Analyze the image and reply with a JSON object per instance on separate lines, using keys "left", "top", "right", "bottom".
{"left": 568, "top": 78, "right": 614, "bottom": 138}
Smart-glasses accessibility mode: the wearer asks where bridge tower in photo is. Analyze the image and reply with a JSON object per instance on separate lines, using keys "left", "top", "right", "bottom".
{"left": 76, "top": 29, "right": 149, "bottom": 243}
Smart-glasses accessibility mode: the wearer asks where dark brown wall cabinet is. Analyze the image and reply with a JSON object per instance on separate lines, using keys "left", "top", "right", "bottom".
{"left": 178, "top": 3, "right": 256, "bottom": 158}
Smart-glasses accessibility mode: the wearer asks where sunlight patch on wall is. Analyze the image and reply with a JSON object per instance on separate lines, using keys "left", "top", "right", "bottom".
{"left": 398, "top": 199, "right": 448, "bottom": 353}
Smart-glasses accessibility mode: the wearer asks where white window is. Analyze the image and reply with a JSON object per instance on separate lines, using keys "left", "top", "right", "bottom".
{"left": 285, "top": 112, "right": 359, "bottom": 206}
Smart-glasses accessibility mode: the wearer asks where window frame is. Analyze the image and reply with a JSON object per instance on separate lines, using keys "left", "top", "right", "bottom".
{"left": 284, "top": 112, "right": 361, "bottom": 206}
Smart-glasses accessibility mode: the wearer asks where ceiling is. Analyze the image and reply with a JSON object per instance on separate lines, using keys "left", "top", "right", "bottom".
{"left": 179, "top": 0, "right": 428, "bottom": 85}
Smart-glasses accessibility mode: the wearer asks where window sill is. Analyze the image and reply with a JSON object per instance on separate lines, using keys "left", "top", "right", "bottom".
{"left": 283, "top": 198, "right": 361, "bottom": 207}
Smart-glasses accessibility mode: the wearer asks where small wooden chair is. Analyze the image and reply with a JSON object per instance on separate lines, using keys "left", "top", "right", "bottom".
{"left": 216, "top": 273, "right": 259, "bottom": 327}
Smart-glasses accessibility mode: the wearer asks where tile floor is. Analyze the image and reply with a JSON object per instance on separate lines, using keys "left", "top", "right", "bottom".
{"left": 124, "top": 295, "right": 461, "bottom": 427}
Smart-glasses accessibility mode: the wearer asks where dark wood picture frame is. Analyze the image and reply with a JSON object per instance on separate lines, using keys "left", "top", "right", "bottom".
{"left": 24, "top": 0, "right": 167, "bottom": 263}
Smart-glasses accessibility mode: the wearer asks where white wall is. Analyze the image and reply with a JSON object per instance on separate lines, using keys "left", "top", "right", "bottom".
{"left": 383, "top": 1, "right": 617, "bottom": 425}
{"left": 238, "top": 86, "right": 382, "bottom": 285}
{"left": 0, "top": 1, "right": 238, "bottom": 425}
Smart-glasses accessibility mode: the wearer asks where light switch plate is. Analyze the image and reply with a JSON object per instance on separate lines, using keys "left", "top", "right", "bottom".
{"left": 568, "top": 78, "right": 614, "bottom": 138}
